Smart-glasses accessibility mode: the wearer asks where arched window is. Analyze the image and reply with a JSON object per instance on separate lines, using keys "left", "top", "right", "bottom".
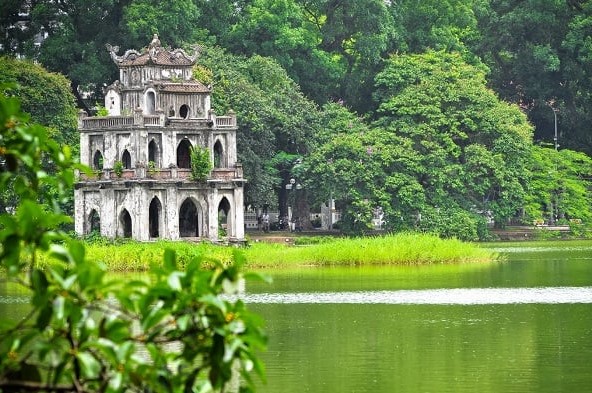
{"left": 122, "top": 150, "right": 132, "bottom": 169}
{"left": 214, "top": 140, "right": 224, "bottom": 168}
{"left": 146, "top": 91, "right": 156, "bottom": 115}
{"left": 89, "top": 209, "right": 100, "bottom": 234}
{"left": 179, "top": 198, "right": 199, "bottom": 237}
{"left": 93, "top": 150, "right": 104, "bottom": 170}
{"left": 218, "top": 197, "right": 231, "bottom": 238}
{"left": 149, "top": 197, "right": 162, "bottom": 238}
{"left": 148, "top": 140, "right": 159, "bottom": 166}
{"left": 177, "top": 139, "right": 192, "bottom": 169}
{"left": 179, "top": 104, "right": 190, "bottom": 119}
{"left": 119, "top": 209, "right": 132, "bottom": 238}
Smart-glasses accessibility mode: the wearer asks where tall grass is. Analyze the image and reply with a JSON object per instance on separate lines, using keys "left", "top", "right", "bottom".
{"left": 244, "top": 233, "right": 494, "bottom": 267}
{"left": 35, "top": 233, "right": 495, "bottom": 271}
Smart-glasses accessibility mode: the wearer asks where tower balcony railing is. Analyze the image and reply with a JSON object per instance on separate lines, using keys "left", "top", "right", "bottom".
{"left": 81, "top": 116, "right": 134, "bottom": 129}
{"left": 78, "top": 165, "right": 244, "bottom": 182}
{"left": 214, "top": 116, "right": 236, "bottom": 128}
{"left": 78, "top": 110, "right": 237, "bottom": 130}
{"left": 143, "top": 115, "right": 161, "bottom": 126}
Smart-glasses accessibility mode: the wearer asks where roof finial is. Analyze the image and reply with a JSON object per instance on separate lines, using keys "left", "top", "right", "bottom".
{"left": 148, "top": 34, "right": 161, "bottom": 60}
{"left": 149, "top": 34, "right": 161, "bottom": 49}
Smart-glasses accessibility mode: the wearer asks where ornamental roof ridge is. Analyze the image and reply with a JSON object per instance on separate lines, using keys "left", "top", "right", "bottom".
{"left": 106, "top": 35, "right": 201, "bottom": 67}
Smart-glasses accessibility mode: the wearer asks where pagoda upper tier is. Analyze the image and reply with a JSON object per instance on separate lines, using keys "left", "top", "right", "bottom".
{"left": 105, "top": 34, "right": 205, "bottom": 90}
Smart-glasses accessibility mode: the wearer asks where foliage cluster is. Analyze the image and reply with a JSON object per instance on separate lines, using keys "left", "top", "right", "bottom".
{"left": 0, "top": 57, "right": 77, "bottom": 147}
{"left": 190, "top": 146, "right": 212, "bottom": 182}
{"left": 0, "top": 92, "right": 265, "bottom": 392}
{"left": 113, "top": 160, "right": 124, "bottom": 178}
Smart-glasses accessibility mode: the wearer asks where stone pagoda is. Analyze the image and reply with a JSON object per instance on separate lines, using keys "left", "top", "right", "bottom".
{"left": 74, "top": 35, "right": 246, "bottom": 242}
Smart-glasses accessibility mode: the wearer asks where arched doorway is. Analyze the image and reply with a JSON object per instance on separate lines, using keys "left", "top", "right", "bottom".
{"left": 119, "top": 209, "right": 132, "bottom": 238}
{"left": 122, "top": 149, "right": 132, "bottom": 169}
{"left": 93, "top": 150, "right": 103, "bottom": 170}
{"left": 177, "top": 139, "right": 192, "bottom": 169}
{"left": 179, "top": 198, "right": 199, "bottom": 237}
{"left": 146, "top": 91, "right": 156, "bottom": 114}
{"left": 149, "top": 197, "right": 162, "bottom": 238}
{"left": 179, "top": 104, "right": 190, "bottom": 119}
{"left": 214, "top": 140, "right": 224, "bottom": 168}
{"left": 148, "top": 140, "right": 159, "bottom": 166}
{"left": 218, "top": 197, "right": 231, "bottom": 238}
{"left": 89, "top": 209, "right": 100, "bottom": 234}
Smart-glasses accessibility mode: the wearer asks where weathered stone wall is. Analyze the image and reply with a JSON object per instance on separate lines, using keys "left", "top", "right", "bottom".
{"left": 75, "top": 38, "right": 245, "bottom": 243}
{"left": 75, "top": 181, "right": 245, "bottom": 241}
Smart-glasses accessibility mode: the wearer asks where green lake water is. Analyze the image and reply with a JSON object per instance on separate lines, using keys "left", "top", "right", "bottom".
{"left": 245, "top": 241, "right": 592, "bottom": 393}
{"left": 1, "top": 241, "right": 591, "bottom": 392}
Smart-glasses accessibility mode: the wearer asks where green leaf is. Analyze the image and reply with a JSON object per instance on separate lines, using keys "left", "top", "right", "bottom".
{"left": 53, "top": 296, "right": 65, "bottom": 320}
{"left": 49, "top": 244, "right": 71, "bottom": 264}
{"left": 200, "top": 294, "right": 227, "bottom": 315}
{"left": 176, "top": 314, "right": 191, "bottom": 332}
{"left": 76, "top": 352, "right": 101, "bottom": 378}
{"left": 36, "top": 305, "right": 53, "bottom": 329}
{"left": 167, "top": 271, "right": 184, "bottom": 292}
{"left": 163, "top": 248, "right": 177, "bottom": 271}
{"left": 69, "top": 240, "right": 86, "bottom": 266}
{"left": 108, "top": 371, "right": 123, "bottom": 392}
{"left": 31, "top": 268, "right": 49, "bottom": 292}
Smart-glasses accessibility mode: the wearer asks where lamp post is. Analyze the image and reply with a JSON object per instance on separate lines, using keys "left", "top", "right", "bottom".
{"left": 547, "top": 102, "right": 558, "bottom": 151}
{"left": 285, "top": 178, "right": 302, "bottom": 231}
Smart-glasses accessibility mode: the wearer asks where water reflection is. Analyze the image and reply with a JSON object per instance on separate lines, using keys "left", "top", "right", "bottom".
{"left": 238, "top": 286, "right": 592, "bottom": 305}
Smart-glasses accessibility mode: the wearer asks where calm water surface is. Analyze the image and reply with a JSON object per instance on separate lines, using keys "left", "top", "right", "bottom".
{"left": 1, "top": 241, "right": 591, "bottom": 392}
{"left": 245, "top": 241, "right": 592, "bottom": 393}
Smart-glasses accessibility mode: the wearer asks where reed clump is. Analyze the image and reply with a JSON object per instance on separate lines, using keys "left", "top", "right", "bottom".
{"left": 244, "top": 232, "right": 494, "bottom": 267}
{"left": 77, "top": 240, "right": 235, "bottom": 271}
{"left": 39, "top": 233, "right": 495, "bottom": 271}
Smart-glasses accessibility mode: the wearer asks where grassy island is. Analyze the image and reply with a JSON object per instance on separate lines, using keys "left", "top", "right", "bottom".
{"left": 65, "top": 233, "right": 496, "bottom": 271}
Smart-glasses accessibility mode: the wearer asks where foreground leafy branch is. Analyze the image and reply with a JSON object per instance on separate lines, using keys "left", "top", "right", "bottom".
{"left": 0, "top": 89, "right": 266, "bottom": 392}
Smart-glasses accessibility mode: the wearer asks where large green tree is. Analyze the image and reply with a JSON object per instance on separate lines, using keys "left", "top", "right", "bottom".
{"left": 122, "top": 0, "right": 201, "bottom": 46}
{"left": 0, "top": 57, "right": 77, "bottom": 146}
{"left": 1, "top": 0, "right": 207, "bottom": 110}
{"left": 525, "top": 146, "right": 592, "bottom": 225}
{"left": 305, "top": 51, "right": 535, "bottom": 239}
{"left": 196, "top": 46, "right": 322, "bottom": 216}
{"left": 225, "top": 0, "right": 394, "bottom": 112}
{"left": 0, "top": 56, "right": 78, "bottom": 217}
{"left": 387, "top": 0, "right": 482, "bottom": 54}
{"left": 374, "top": 51, "right": 533, "bottom": 230}
{"left": 22, "top": 0, "right": 128, "bottom": 109}
{"left": 473, "top": 0, "right": 592, "bottom": 153}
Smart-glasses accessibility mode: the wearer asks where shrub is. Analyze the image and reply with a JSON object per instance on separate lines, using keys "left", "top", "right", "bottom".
{"left": 113, "top": 160, "right": 124, "bottom": 177}
{"left": 190, "top": 146, "right": 212, "bottom": 182}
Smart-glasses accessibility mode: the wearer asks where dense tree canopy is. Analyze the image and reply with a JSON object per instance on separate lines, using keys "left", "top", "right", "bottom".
{"left": 472, "top": 0, "right": 592, "bottom": 153}
{"left": 305, "top": 51, "right": 535, "bottom": 239}
{"left": 525, "top": 146, "right": 592, "bottom": 224}
{"left": 3, "top": 0, "right": 592, "bottom": 153}
{"left": 0, "top": 56, "right": 77, "bottom": 146}
{"left": 195, "top": 46, "right": 322, "bottom": 214}
{"left": 1, "top": 0, "right": 591, "bottom": 236}
{"left": 0, "top": 57, "right": 78, "bottom": 218}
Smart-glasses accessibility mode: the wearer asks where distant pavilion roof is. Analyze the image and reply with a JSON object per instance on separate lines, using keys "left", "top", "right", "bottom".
{"left": 106, "top": 34, "right": 199, "bottom": 67}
